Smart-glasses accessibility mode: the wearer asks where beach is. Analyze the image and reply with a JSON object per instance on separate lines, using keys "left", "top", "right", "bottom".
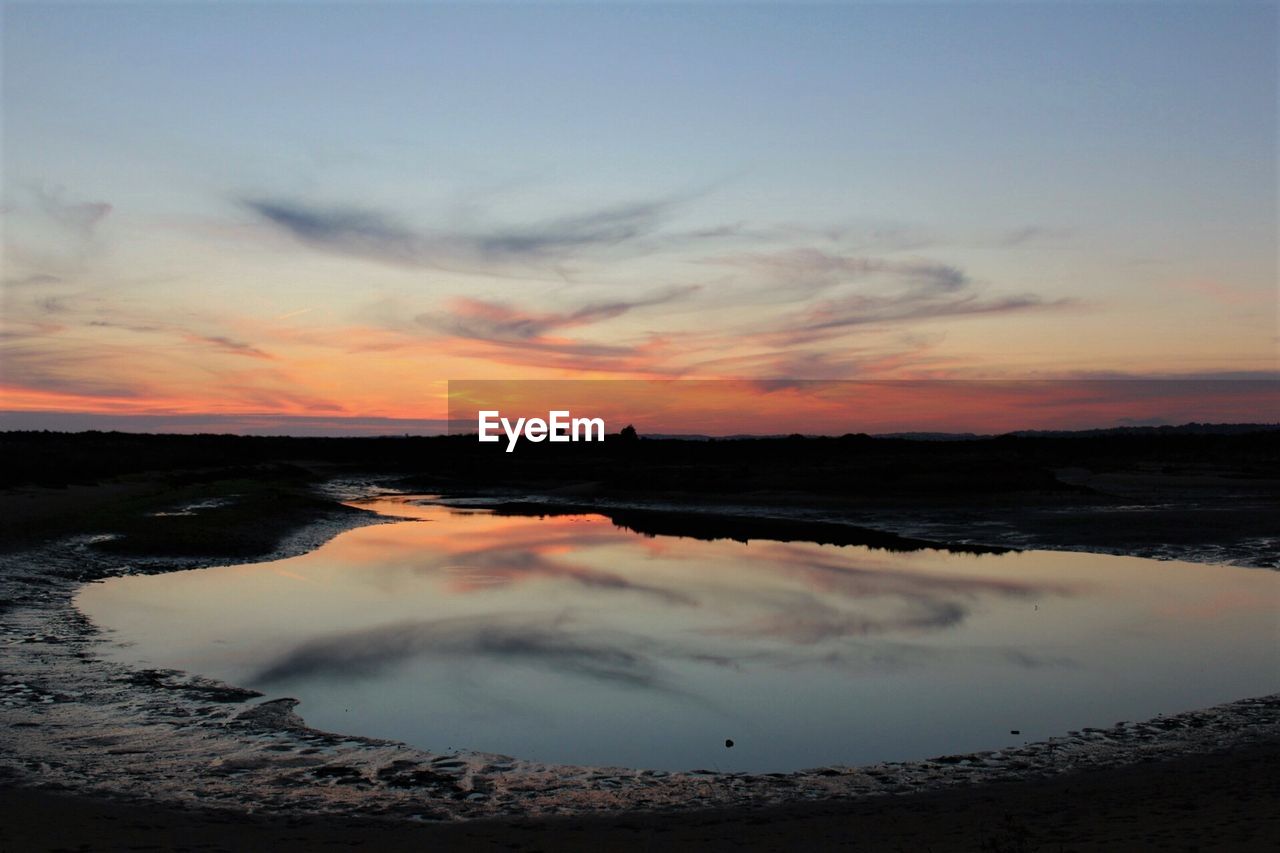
{"left": 1, "top": 440, "right": 1277, "bottom": 849}
{"left": 3, "top": 740, "right": 1278, "bottom": 851}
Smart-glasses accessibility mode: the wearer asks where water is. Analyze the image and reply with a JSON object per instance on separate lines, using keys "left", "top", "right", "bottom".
{"left": 76, "top": 496, "right": 1279, "bottom": 773}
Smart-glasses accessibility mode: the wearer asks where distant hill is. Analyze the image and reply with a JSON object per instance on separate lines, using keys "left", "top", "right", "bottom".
{"left": 1006, "top": 423, "right": 1280, "bottom": 438}
{"left": 647, "top": 424, "right": 1278, "bottom": 441}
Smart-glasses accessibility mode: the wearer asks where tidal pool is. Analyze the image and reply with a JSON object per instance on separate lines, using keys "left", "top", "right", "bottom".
{"left": 76, "top": 497, "right": 1279, "bottom": 773}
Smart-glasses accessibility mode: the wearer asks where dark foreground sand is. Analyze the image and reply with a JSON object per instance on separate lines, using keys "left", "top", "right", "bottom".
{"left": 3, "top": 741, "right": 1278, "bottom": 851}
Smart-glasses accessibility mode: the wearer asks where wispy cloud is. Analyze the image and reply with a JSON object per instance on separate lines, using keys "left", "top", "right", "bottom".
{"left": 75, "top": 318, "right": 275, "bottom": 360}
{"left": 0, "top": 340, "right": 152, "bottom": 399}
{"left": 0, "top": 313, "right": 334, "bottom": 414}
{"left": 774, "top": 291, "right": 1058, "bottom": 345}
{"left": 994, "top": 225, "right": 1074, "bottom": 247}
{"left": 419, "top": 286, "right": 697, "bottom": 343}
{"left": 241, "top": 193, "right": 700, "bottom": 271}
{"left": 370, "top": 285, "right": 698, "bottom": 373}
{"left": 3, "top": 184, "right": 113, "bottom": 277}
{"left": 710, "top": 247, "right": 974, "bottom": 299}
{"left": 182, "top": 333, "right": 275, "bottom": 360}
{"left": 240, "top": 196, "right": 1075, "bottom": 381}
{"left": 240, "top": 199, "right": 421, "bottom": 264}
{"left": 691, "top": 335, "right": 951, "bottom": 382}
{"left": 87, "top": 319, "right": 166, "bottom": 334}
{"left": 704, "top": 248, "right": 1067, "bottom": 346}
{"left": 472, "top": 199, "right": 674, "bottom": 259}
{"left": 2, "top": 273, "right": 64, "bottom": 288}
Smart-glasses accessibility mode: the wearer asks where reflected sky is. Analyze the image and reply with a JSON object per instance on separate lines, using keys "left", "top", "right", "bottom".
{"left": 77, "top": 497, "right": 1279, "bottom": 772}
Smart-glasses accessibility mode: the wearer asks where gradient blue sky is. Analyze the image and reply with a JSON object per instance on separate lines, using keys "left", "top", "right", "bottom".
{"left": 2, "top": 1, "right": 1276, "bottom": 430}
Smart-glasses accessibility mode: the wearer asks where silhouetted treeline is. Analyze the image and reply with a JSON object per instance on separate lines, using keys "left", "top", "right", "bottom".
{"left": 3, "top": 427, "right": 1277, "bottom": 499}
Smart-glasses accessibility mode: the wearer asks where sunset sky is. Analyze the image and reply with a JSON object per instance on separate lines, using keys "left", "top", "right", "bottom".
{"left": 2, "top": 2, "right": 1276, "bottom": 434}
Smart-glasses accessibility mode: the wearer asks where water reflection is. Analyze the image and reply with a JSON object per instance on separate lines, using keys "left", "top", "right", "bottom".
{"left": 256, "top": 614, "right": 666, "bottom": 688}
{"left": 77, "top": 497, "right": 1279, "bottom": 772}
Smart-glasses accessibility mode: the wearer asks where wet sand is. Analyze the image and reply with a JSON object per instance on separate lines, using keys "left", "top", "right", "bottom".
{"left": 1, "top": 467, "right": 1277, "bottom": 850}
{"left": 2, "top": 741, "right": 1277, "bottom": 851}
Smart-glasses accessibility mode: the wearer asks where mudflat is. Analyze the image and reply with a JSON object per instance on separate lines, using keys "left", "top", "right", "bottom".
{"left": 1, "top": 429, "right": 1276, "bottom": 850}
{"left": 2, "top": 740, "right": 1277, "bottom": 851}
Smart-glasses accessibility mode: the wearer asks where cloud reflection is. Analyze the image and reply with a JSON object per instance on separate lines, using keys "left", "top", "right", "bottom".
{"left": 707, "top": 590, "right": 969, "bottom": 645}
{"left": 253, "top": 613, "right": 668, "bottom": 690}
{"left": 435, "top": 546, "right": 699, "bottom": 606}
{"left": 272, "top": 510, "right": 1084, "bottom": 700}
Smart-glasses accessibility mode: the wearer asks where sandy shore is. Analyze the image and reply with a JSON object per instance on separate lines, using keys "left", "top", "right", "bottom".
{"left": 4, "top": 739, "right": 1279, "bottom": 851}
{"left": 2, "top": 478, "right": 1277, "bottom": 849}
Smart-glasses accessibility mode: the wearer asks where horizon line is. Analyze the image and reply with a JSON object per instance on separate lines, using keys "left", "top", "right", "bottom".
{"left": 2, "top": 411, "right": 1277, "bottom": 441}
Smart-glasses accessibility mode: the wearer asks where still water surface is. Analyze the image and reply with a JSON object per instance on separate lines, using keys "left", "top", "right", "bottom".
{"left": 76, "top": 497, "right": 1279, "bottom": 772}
